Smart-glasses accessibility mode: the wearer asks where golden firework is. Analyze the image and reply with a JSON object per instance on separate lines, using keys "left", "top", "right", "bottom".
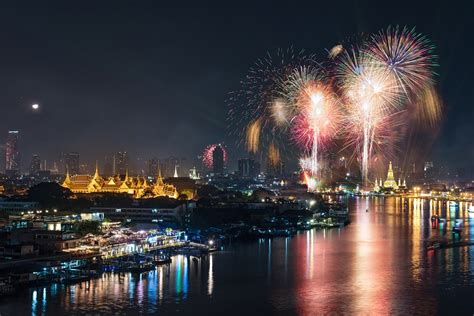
{"left": 246, "top": 119, "right": 261, "bottom": 153}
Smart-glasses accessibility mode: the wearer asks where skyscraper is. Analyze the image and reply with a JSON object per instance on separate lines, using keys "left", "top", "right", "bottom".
{"left": 5, "top": 131, "right": 20, "bottom": 176}
{"left": 115, "top": 151, "right": 129, "bottom": 175}
{"left": 30, "top": 154, "right": 41, "bottom": 175}
{"left": 65, "top": 152, "right": 80, "bottom": 175}
{"left": 238, "top": 158, "right": 260, "bottom": 178}
{"left": 103, "top": 155, "right": 114, "bottom": 176}
{"left": 147, "top": 158, "right": 158, "bottom": 177}
{"left": 212, "top": 145, "right": 224, "bottom": 174}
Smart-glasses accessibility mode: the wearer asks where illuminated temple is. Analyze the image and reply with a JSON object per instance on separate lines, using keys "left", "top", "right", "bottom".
{"left": 373, "top": 161, "right": 406, "bottom": 192}
{"left": 62, "top": 164, "right": 178, "bottom": 198}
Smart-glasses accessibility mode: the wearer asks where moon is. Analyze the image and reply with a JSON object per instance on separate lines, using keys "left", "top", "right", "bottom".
{"left": 32, "top": 104, "right": 39, "bottom": 110}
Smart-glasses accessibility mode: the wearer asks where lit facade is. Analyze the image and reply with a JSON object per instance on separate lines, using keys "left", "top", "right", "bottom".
{"left": 374, "top": 161, "right": 406, "bottom": 192}
{"left": 62, "top": 164, "right": 178, "bottom": 198}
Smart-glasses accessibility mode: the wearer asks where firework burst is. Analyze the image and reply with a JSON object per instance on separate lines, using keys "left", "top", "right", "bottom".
{"left": 336, "top": 47, "right": 403, "bottom": 187}
{"left": 285, "top": 66, "right": 342, "bottom": 183}
{"left": 366, "top": 26, "right": 437, "bottom": 96}
{"left": 227, "top": 26, "right": 440, "bottom": 189}
{"left": 202, "top": 143, "right": 228, "bottom": 169}
{"left": 227, "top": 47, "right": 318, "bottom": 157}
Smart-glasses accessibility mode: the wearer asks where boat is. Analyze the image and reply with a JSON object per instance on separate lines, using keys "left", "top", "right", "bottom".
{"left": 427, "top": 242, "right": 440, "bottom": 251}
{"left": 452, "top": 226, "right": 463, "bottom": 234}
{"left": 175, "top": 247, "right": 204, "bottom": 256}
{"left": 59, "top": 274, "right": 91, "bottom": 285}
{"left": 128, "top": 262, "right": 155, "bottom": 273}
{"left": 153, "top": 257, "right": 172, "bottom": 265}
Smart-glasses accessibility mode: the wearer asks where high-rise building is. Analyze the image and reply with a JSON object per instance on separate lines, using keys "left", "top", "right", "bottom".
{"left": 79, "top": 163, "right": 89, "bottom": 174}
{"left": 65, "top": 152, "right": 80, "bottom": 175}
{"left": 266, "top": 160, "right": 285, "bottom": 177}
{"left": 115, "top": 151, "right": 129, "bottom": 175}
{"left": 238, "top": 158, "right": 260, "bottom": 178}
{"left": 50, "top": 162, "right": 59, "bottom": 174}
{"left": 159, "top": 157, "right": 183, "bottom": 178}
{"left": 212, "top": 146, "right": 224, "bottom": 174}
{"left": 147, "top": 158, "right": 158, "bottom": 177}
{"left": 424, "top": 161, "right": 434, "bottom": 181}
{"left": 29, "top": 154, "right": 41, "bottom": 175}
{"left": 103, "top": 155, "right": 114, "bottom": 176}
{"left": 5, "top": 131, "right": 20, "bottom": 176}
{"left": 189, "top": 166, "right": 200, "bottom": 180}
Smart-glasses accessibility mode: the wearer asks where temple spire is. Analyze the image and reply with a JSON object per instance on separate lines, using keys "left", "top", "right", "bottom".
{"left": 156, "top": 166, "right": 164, "bottom": 185}
{"left": 93, "top": 160, "right": 100, "bottom": 180}
{"left": 174, "top": 165, "right": 178, "bottom": 178}
{"left": 383, "top": 161, "right": 397, "bottom": 188}
{"left": 124, "top": 169, "right": 129, "bottom": 182}
{"left": 63, "top": 166, "right": 71, "bottom": 186}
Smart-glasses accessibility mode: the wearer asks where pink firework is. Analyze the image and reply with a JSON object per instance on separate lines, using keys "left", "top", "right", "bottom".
{"left": 202, "top": 143, "right": 228, "bottom": 169}
{"left": 290, "top": 79, "right": 342, "bottom": 180}
{"left": 291, "top": 81, "right": 341, "bottom": 150}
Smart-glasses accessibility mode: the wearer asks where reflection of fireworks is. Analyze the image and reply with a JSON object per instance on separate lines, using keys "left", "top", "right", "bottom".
{"left": 202, "top": 144, "right": 228, "bottom": 169}
{"left": 367, "top": 26, "right": 436, "bottom": 96}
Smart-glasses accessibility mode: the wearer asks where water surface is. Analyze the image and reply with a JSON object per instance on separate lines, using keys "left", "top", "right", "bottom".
{"left": 1, "top": 197, "right": 473, "bottom": 315}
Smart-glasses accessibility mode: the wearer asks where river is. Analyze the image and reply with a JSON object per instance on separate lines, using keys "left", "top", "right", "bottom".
{"left": 0, "top": 197, "right": 473, "bottom": 315}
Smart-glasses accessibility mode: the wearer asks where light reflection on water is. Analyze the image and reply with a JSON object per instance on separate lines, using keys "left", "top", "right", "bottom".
{"left": 0, "top": 197, "right": 473, "bottom": 315}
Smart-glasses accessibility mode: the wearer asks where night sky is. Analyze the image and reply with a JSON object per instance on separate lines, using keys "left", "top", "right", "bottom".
{"left": 0, "top": 1, "right": 472, "bottom": 173}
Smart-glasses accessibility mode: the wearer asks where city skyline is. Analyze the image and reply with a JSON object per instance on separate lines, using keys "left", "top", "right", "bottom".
{"left": 1, "top": 129, "right": 470, "bottom": 182}
{"left": 0, "top": 2, "right": 472, "bottom": 174}
{"left": 0, "top": 3, "right": 472, "bottom": 315}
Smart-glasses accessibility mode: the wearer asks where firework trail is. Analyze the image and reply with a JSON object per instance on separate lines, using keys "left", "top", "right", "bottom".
{"left": 285, "top": 66, "right": 342, "bottom": 188}
{"left": 336, "top": 47, "right": 402, "bottom": 187}
{"left": 227, "top": 48, "right": 318, "bottom": 164}
{"left": 245, "top": 119, "right": 261, "bottom": 153}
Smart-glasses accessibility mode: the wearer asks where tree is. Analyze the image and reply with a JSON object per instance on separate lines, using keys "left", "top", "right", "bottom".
{"left": 28, "top": 182, "right": 72, "bottom": 208}
{"left": 197, "top": 185, "right": 220, "bottom": 198}
{"left": 74, "top": 220, "right": 101, "bottom": 236}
